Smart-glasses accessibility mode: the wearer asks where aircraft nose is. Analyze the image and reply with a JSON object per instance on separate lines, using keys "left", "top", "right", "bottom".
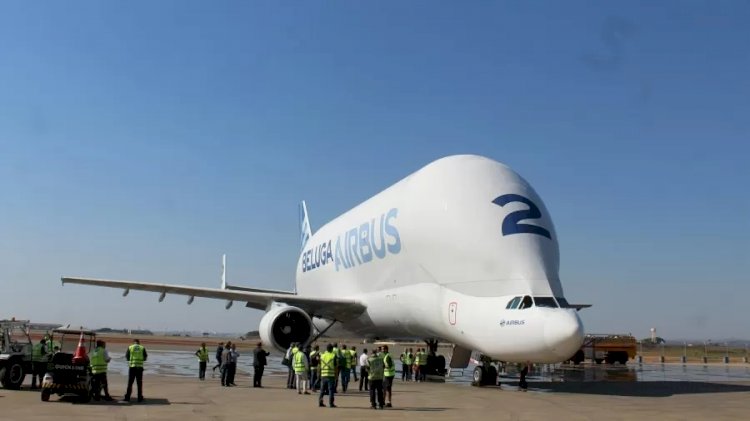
{"left": 544, "top": 310, "right": 584, "bottom": 360}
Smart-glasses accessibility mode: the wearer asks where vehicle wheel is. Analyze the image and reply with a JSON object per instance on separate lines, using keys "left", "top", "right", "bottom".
{"left": 79, "top": 391, "right": 91, "bottom": 403}
{"left": 0, "top": 361, "right": 26, "bottom": 390}
{"left": 486, "top": 365, "right": 498, "bottom": 386}
{"left": 472, "top": 366, "right": 485, "bottom": 387}
{"left": 41, "top": 389, "right": 51, "bottom": 402}
{"left": 571, "top": 350, "right": 585, "bottom": 365}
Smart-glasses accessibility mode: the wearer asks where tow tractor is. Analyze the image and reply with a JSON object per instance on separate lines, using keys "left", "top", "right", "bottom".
{"left": 0, "top": 319, "right": 33, "bottom": 389}
{"left": 41, "top": 328, "right": 96, "bottom": 402}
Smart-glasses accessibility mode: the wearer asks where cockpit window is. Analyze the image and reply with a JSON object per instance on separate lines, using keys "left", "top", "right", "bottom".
{"left": 534, "top": 297, "right": 558, "bottom": 308}
{"left": 555, "top": 297, "right": 571, "bottom": 308}
{"left": 518, "top": 295, "right": 533, "bottom": 309}
{"left": 506, "top": 296, "right": 521, "bottom": 309}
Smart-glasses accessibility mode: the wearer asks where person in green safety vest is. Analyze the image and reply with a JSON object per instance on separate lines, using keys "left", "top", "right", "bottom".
{"left": 195, "top": 342, "right": 210, "bottom": 381}
{"left": 317, "top": 344, "right": 338, "bottom": 408}
{"left": 382, "top": 345, "right": 396, "bottom": 407}
{"left": 367, "top": 348, "right": 385, "bottom": 409}
{"left": 90, "top": 340, "right": 114, "bottom": 401}
{"left": 293, "top": 345, "right": 310, "bottom": 394}
{"left": 400, "top": 348, "right": 412, "bottom": 381}
{"left": 418, "top": 348, "right": 428, "bottom": 381}
{"left": 339, "top": 344, "right": 351, "bottom": 392}
{"left": 350, "top": 346, "right": 359, "bottom": 382}
{"left": 124, "top": 338, "right": 148, "bottom": 402}
{"left": 30, "top": 338, "right": 47, "bottom": 389}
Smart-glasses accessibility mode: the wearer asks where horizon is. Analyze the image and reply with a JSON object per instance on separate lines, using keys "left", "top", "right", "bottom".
{"left": 1, "top": 1, "right": 748, "bottom": 339}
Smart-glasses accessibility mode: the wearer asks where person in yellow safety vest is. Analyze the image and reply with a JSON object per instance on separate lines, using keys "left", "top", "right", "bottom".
{"left": 419, "top": 348, "right": 428, "bottom": 382}
{"left": 286, "top": 343, "right": 299, "bottom": 389}
{"left": 382, "top": 345, "right": 396, "bottom": 407}
{"left": 367, "top": 348, "right": 385, "bottom": 409}
{"left": 30, "top": 339, "right": 47, "bottom": 389}
{"left": 90, "top": 340, "right": 114, "bottom": 401}
{"left": 339, "top": 344, "right": 352, "bottom": 392}
{"left": 124, "top": 338, "right": 147, "bottom": 402}
{"left": 413, "top": 347, "right": 423, "bottom": 382}
{"left": 317, "top": 344, "right": 338, "bottom": 408}
{"left": 294, "top": 345, "right": 310, "bottom": 395}
{"left": 400, "top": 349, "right": 412, "bottom": 381}
{"left": 195, "top": 342, "right": 210, "bottom": 381}
{"left": 349, "top": 346, "right": 359, "bottom": 382}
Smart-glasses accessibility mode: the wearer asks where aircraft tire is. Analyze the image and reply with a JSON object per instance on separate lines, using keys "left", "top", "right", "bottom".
{"left": 471, "top": 366, "right": 485, "bottom": 387}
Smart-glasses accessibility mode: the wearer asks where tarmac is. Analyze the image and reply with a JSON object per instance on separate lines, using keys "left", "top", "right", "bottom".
{"left": 2, "top": 370, "right": 750, "bottom": 420}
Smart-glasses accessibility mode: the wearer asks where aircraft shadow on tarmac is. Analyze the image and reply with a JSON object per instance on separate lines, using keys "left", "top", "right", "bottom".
{"left": 527, "top": 381, "right": 750, "bottom": 397}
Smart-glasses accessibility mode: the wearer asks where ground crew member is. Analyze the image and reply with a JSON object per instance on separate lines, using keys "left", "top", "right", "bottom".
{"left": 309, "top": 345, "right": 320, "bottom": 391}
{"left": 90, "top": 340, "right": 114, "bottom": 401}
{"left": 417, "top": 348, "right": 428, "bottom": 382}
{"left": 331, "top": 343, "right": 340, "bottom": 392}
{"left": 368, "top": 348, "right": 385, "bottom": 409}
{"left": 294, "top": 345, "right": 310, "bottom": 394}
{"left": 195, "top": 342, "right": 209, "bottom": 380}
{"left": 124, "top": 338, "right": 147, "bottom": 402}
{"left": 286, "top": 343, "right": 298, "bottom": 389}
{"left": 340, "top": 344, "right": 351, "bottom": 392}
{"left": 30, "top": 338, "right": 47, "bottom": 389}
{"left": 318, "top": 344, "right": 337, "bottom": 408}
{"left": 400, "top": 349, "right": 409, "bottom": 381}
{"left": 382, "top": 345, "right": 395, "bottom": 407}
{"left": 350, "top": 346, "right": 359, "bottom": 382}
{"left": 358, "top": 348, "right": 369, "bottom": 391}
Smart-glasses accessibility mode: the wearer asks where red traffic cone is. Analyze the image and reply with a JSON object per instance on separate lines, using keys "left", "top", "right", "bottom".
{"left": 72, "top": 332, "right": 88, "bottom": 364}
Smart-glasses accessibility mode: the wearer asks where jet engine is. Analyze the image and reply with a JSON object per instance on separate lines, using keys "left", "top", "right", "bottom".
{"left": 258, "top": 305, "right": 314, "bottom": 352}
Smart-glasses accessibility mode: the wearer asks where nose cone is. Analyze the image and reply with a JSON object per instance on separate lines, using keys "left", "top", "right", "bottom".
{"left": 544, "top": 310, "right": 584, "bottom": 361}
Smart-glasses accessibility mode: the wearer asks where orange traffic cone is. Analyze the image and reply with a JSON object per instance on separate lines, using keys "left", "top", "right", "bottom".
{"left": 72, "top": 332, "right": 88, "bottom": 364}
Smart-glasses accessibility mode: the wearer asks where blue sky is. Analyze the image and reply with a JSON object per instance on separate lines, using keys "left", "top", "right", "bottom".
{"left": 1, "top": 1, "right": 748, "bottom": 340}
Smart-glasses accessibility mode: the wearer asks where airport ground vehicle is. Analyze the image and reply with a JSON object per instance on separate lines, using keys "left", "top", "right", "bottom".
{"left": 568, "top": 334, "right": 637, "bottom": 365}
{"left": 41, "top": 328, "right": 96, "bottom": 402}
{"left": 0, "top": 319, "right": 33, "bottom": 389}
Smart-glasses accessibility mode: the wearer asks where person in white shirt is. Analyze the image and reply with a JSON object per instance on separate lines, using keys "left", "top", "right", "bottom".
{"left": 358, "top": 349, "right": 369, "bottom": 392}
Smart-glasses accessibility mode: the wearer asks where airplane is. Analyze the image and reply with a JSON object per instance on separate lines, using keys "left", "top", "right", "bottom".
{"left": 62, "top": 154, "right": 587, "bottom": 377}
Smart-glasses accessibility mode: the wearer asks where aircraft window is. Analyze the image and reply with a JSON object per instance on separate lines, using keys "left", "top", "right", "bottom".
{"left": 518, "top": 295, "right": 533, "bottom": 309}
{"left": 534, "top": 297, "right": 558, "bottom": 308}
{"left": 506, "top": 296, "right": 521, "bottom": 309}
{"left": 556, "top": 297, "right": 571, "bottom": 308}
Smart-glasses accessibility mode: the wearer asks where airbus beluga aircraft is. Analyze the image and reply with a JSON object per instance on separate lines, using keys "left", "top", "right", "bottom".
{"left": 62, "top": 154, "right": 586, "bottom": 367}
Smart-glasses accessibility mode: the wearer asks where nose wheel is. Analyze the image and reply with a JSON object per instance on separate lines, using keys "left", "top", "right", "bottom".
{"left": 471, "top": 358, "right": 498, "bottom": 387}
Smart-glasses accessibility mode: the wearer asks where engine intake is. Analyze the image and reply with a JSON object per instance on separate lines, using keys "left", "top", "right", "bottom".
{"left": 258, "top": 305, "right": 314, "bottom": 352}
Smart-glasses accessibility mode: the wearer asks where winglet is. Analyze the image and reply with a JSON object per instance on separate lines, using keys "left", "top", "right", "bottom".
{"left": 299, "top": 201, "right": 312, "bottom": 252}
{"left": 221, "top": 254, "right": 227, "bottom": 290}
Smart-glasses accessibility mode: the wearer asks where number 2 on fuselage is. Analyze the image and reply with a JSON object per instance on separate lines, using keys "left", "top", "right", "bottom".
{"left": 492, "top": 194, "right": 551, "bottom": 239}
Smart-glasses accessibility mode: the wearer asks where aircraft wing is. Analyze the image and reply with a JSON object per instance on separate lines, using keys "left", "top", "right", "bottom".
{"left": 61, "top": 277, "right": 366, "bottom": 321}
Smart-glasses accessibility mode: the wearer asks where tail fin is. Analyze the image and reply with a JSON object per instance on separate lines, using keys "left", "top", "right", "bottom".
{"left": 299, "top": 201, "right": 312, "bottom": 252}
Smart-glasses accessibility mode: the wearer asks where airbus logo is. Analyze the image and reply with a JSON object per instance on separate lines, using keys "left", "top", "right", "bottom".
{"left": 499, "top": 319, "right": 525, "bottom": 327}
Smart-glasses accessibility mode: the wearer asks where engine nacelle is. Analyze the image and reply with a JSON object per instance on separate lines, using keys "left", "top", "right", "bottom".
{"left": 258, "top": 305, "right": 314, "bottom": 352}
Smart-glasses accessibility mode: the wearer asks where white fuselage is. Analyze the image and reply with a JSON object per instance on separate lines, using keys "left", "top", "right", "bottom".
{"left": 295, "top": 155, "right": 584, "bottom": 363}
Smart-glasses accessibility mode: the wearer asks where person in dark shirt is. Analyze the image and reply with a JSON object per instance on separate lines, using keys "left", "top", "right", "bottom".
{"left": 253, "top": 342, "right": 270, "bottom": 387}
{"left": 212, "top": 342, "right": 224, "bottom": 377}
{"left": 519, "top": 361, "right": 530, "bottom": 391}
